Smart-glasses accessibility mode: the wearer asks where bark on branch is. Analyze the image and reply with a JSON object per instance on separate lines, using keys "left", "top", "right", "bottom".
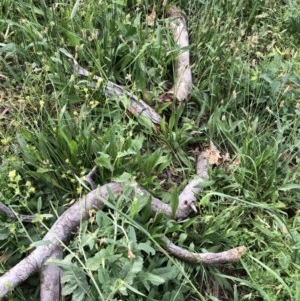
{"left": 0, "top": 175, "right": 246, "bottom": 298}
{"left": 0, "top": 203, "right": 35, "bottom": 223}
{"left": 69, "top": 5, "right": 192, "bottom": 122}
{"left": 0, "top": 183, "right": 120, "bottom": 298}
{"left": 72, "top": 60, "right": 162, "bottom": 125}
{"left": 164, "top": 237, "right": 247, "bottom": 264}
{"left": 40, "top": 246, "right": 64, "bottom": 301}
{"left": 160, "top": 6, "right": 192, "bottom": 102}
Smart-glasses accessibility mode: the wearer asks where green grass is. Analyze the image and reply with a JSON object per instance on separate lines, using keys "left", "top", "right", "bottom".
{"left": 1, "top": 0, "right": 300, "bottom": 300}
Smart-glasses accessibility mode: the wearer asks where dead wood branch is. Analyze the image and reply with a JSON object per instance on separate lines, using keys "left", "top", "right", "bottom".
{"left": 0, "top": 183, "right": 121, "bottom": 298}
{"left": 176, "top": 150, "right": 209, "bottom": 218}
{"left": 160, "top": 6, "right": 192, "bottom": 102}
{"left": 72, "top": 59, "right": 162, "bottom": 125}
{"left": 162, "top": 147, "right": 247, "bottom": 263}
{"left": 84, "top": 166, "right": 97, "bottom": 190}
{"left": 0, "top": 202, "right": 35, "bottom": 223}
{"left": 0, "top": 180, "right": 246, "bottom": 299}
{"left": 164, "top": 237, "right": 247, "bottom": 264}
{"left": 40, "top": 246, "right": 64, "bottom": 301}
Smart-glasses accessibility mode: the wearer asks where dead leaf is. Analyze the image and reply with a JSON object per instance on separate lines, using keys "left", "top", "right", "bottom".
{"left": 159, "top": 92, "right": 174, "bottom": 103}
{"left": 232, "top": 89, "right": 237, "bottom": 99}
{"left": 128, "top": 248, "right": 136, "bottom": 259}
{"left": 231, "top": 156, "right": 241, "bottom": 168}
{"left": 147, "top": 6, "right": 156, "bottom": 27}
{"left": 0, "top": 73, "right": 9, "bottom": 81}
{"left": 223, "top": 152, "right": 230, "bottom": 162}
{"left": 88, "top": 209, "right": 96, "bottom": 224}
{"left": 204, "top": 141, "right": 222, "bottom": 165}
{"left": 281, "top": 224, "right": 288, "bottom": 236}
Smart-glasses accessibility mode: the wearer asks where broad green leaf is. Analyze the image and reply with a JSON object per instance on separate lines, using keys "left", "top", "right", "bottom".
{"left": 169, "top": 112, "right": 176, "bottom": 131}
{"left": 37, "top": 196, "right": 42, "bottom": 212}
{"left": 127, "top": 226, "right": 137, "bottom": 243}
{"left": 130, "top": 256, "right": 143, "bottom": 274}
{"left": 59, "top": 47, "right": 74, "bottom": 59}
{"left": 71, "top": 288, "right": 86, "bottom": 301}
{"left": 143, "top": 272, "right": 165, "bottom": 285}
{"left": 69, "top": 140, "right": 78, "bottom": 156}
{"left": 151, "top": 266, "right": 179, "bottom": 281}
{"left": 0, "top": 232, "right": 9, "bottom": 240}
{"left": 160, "top": 116, "right": 167, "bottom": 134}
{"left": 86, "top": 249, "right": 122, "bottom": 271}
{"left": 131, "top": 135, "right": 144, "bottom": 151}
{"left": 137, "top": 242, "right": 155, "bottom": 255}
{"left": 35, "top": 167, "right": 55, "bottom": 173}
{"left": 95, "top": 152, "right": 113, "bottom": 171}
{"left": 122, "top": 280, "right": 146, "bottom": 297}
{"left": 117, "top": 149, "right": 136, "bottom": 158}
{"left": 96, "top": 210, "right": 113, "bottom": 227}
{"left": 113, "top": 172, "right": 132, "bottom": 182}
{"left": 62, "top": 283, "right": 78, "bottom": 295}
{"left": 137, "top": 115, "right": 154, "bottom": 131}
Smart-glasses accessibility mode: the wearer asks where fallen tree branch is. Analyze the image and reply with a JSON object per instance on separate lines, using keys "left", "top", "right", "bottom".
{"left": 66, "top": 6, "right": 192, "bottom": 117}
{"left": 0, "top": 179, "right": 246, "bottom": 298}
{"left": 161, "top": 148, "right": 247, "bottom": 263}
{"left": 0, "top": 183, "right": 121, "bottom": 298}
{"left": 175, "top": 150, "right": 209, "bottom": 218}
{"left": 160, "top": 6, "right": 192, "bottom": 103}
{"left": 40, "top": 246, "right": 64, "bottom": 301}
{"left": 164, "top": 237, "right": 247, "bottom": 264}
{"left": 0, "top": 202, "right": 35, "bottom": 223}
{"left": 0, "top": 6, "right": 245, "bottom": 298}
{"left": 72, "top": 59, "right": 162, "bottom": 125}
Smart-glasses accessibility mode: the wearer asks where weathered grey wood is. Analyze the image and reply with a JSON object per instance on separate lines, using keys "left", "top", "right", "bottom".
{"left": 0, "top": 179, "right": 246, "bottom": 299}
{"left": 40, "top": 246, "right": 64, "bottom": 301}
{"left": 160, "top": 6, "right": 192, "bottom": 102}
{"left": 164, "top": 237, "right": 247, "bottom": 264}
{"left": 73, "top": 60, "right": 162, "bottom": 124}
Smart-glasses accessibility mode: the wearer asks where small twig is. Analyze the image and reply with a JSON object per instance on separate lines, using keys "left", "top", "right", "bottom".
{"left": 84, "top": 166, "right": 97, "bottom": 190}
{"left": 0, "top": 203, "right": 35, "bottom": 223}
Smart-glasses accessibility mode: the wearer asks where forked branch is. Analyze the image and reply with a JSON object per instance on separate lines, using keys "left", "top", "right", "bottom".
{"left": 0, "top": 176, "right": 246, "bottom": 298}
{"left": 0, "top": 6, "right": 246, "bottom": 300}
